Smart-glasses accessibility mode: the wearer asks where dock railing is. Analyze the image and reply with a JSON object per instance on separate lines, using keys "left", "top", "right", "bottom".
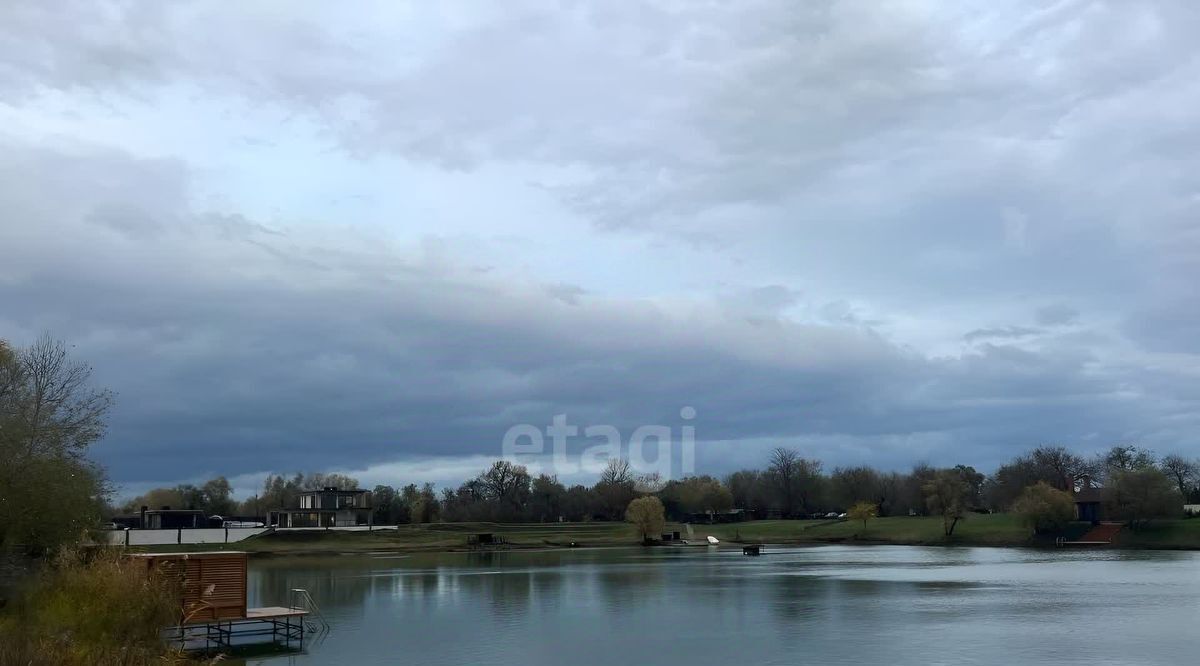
{"left": 290, "top": 588, "right": 330, "bottom": 639}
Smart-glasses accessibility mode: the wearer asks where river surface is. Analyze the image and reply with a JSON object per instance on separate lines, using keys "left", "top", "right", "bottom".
{"left": 243, "top": 545, "right": 1199, "bottom": 665}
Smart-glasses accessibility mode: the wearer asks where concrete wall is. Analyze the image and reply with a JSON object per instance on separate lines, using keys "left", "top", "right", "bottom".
{"left": 105, "top": 526, "right": 269, "bottom": 546}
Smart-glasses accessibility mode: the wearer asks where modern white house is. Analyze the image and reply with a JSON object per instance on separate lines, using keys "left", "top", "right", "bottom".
{"left": 269, "top": 486, "right": 373, "bottom": 528}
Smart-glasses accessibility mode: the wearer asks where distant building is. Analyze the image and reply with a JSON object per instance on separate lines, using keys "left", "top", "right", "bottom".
{"left": 269, "top": 487, "right": 372, "bottom": 528}
{"left": 1073, "top": 474, "right": 1104, "bottom": 523}
{"left": 141, "top": 507, "right": 208, "bottom": 529}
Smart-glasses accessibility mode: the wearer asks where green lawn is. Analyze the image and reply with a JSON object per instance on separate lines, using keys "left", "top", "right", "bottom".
{"left": 125, "top": 515, "right": 1200, "bottom": 556}
{"left": 129, "top": 521, "right": 647, "bottom": 555}
{"left": 1117, "top": 518, "right": 1200, "bottom": 549}
{"left": 687, "top": 514, "right": 1032, "bottom": 546}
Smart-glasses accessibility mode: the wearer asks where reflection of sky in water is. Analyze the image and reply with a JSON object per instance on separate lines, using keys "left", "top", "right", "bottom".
{"left": 245, "top": 546, "right": 1200, "bottom": 666}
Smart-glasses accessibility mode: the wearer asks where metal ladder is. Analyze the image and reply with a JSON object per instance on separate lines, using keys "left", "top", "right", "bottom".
{"left": 290, "top": 588, "right": 331, "bottom": 640}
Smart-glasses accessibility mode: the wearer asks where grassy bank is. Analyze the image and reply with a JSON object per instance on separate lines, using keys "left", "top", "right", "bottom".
{"left": 124, "top": 515, "right": 1200, "bottom": 556}
{"left": 704, "top": 514, "right": 1033, "bottom": 546}
{"left": 131, "top": 521, "right": 646, "bottom": 556}
{"left": 0, "top": 549, "right": 197, "bottom": 666}
{"left": 681, "top": 515, "right": 1200, "bottom": 549}
{"left": 1110, "top": 518, "right": 1200, "bottom": 549}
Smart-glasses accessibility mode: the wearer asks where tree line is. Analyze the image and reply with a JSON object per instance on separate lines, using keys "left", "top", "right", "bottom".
{"left": 5, "top": 335, "right": 1196, "bottom": 555}
{"left": 124, "top": 444, "right": 1199, "bottom": 536}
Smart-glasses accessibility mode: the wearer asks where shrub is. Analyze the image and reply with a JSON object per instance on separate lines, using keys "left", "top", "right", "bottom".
{"left": 1012, "top": 482, "right": 1075, "bottom": 534}
{"left": 625, "top": 496, "right": 666, "bottom": 544}
{"left": 847, "top": 501, "right": 877, "bottom": 533}
{"left": 1106, "top": 468, "right": 1181, "bottom": 529}
{"left": 0, "top": 548, "right": 194, "bottom": 665}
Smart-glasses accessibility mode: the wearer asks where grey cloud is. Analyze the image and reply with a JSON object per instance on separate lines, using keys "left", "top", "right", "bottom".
{"left": 544, "top": 283, "right": 586, "bottom": 306}
{"left": 1123, "top": 300, "right": 1200, "bottom": 354}
{"left": 1035, "top": 303, "right": 1080, "bottom": 327}
{"left": 3, "top": 140, "right": 1195, "bottom": 487}
{"left": 2, "top": 3, "right": 1199, "bottom": 489}
{"left": 87, "top": 203, "right": 169, "bottom": 239}
{"left": 963, "top": 326, "right": 1043, "bottom": 343}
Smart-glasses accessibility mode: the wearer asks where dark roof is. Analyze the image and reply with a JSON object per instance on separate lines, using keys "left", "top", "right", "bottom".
{"left": 1073, "top": 487, "right": 1105, "bottom": 503}
{"left": 298, "top": 488, "right": 367, "bottom": 495}
{"left": 144, "top": 509, "right": 205, "bottom": 514}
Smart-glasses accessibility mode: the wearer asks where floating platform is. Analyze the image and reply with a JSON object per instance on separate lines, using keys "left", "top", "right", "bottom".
{"left": 167, "top": 606, "right": 310, "bottom": 652}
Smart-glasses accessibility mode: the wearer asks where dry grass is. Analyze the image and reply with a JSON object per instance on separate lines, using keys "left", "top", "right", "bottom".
{"left": 0, "top": 548, "right": 214, "bottom": 666}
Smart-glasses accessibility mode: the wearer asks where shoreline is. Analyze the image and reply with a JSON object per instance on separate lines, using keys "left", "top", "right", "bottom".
{"left": 117, "top": 515, "right": 1200, "bottom": 557}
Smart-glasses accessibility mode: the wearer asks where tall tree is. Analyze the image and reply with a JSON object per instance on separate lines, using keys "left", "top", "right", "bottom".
{"left": 625, "top": 496, "right": 666, "bottom": 544}
{"left": 478, "top": 460, "right": 532, "bottom": 520}
{"left": 529, "top": 474, "right": 566, "bottom": 522}
{"left": 1030, "top": 445, "right": 1090, "bottom": 491}
{"left": 766, "top": 448, "right": 822, "bottom": 516}
{"left": 830, "top": 466, "right": 881, "bottom": 510}
{"left": 1106, "top": 468, "right": 1179, "bottom": 529}
{"left": 1099, "top": 445, "right": 1156, "bottom": 479}
{"left": 1159, "top": 454, "right": 1198, "bottom": 499}
{"left": 303, "top": 472, "right": 360, "bottom": 490}
{"left": 3, "top": 335, "right": 114, "bottom": 459}
{"left": 767, "top": 448, "right": 801, "bottom": 516}
{"left": 923, "top": 470, "right": 971, "bottom": 536}
{"left": 403, "top": 482, "right": 440, "bottom": 523}
{"left": 726, "top": 469, "right": 771, "bottom": 515}
{"left": 200, "top": 477, "right": 236, "bottom": 515}
{"left": 372, "top": 484, "right": 410, "bottom": 524}
{"left": 663, "top": 476, "right": 733, "bottom": 521}
{"left": 0, "top": 337, "right": 112, "bottom": 553}
{"left": 594, "top": 458, "right": 637, "bottom": 520}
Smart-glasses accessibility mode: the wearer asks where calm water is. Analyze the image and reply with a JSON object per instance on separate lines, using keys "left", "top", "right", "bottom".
{"left": 244, "top": 545, "right": 1199, "bottom": 665}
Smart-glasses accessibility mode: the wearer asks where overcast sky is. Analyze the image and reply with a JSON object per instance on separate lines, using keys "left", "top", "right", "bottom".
{"left": 2, "top": 1, "right": 1198, "bottom": 498}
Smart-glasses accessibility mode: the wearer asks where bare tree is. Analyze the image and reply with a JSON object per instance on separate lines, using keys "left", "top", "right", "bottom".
{"left": 830, "top": 466, "right": 881, "bottom": 510}
{"left": 5, "top": 335, "right": 114, "bottom": 459}
{"left": 595, "top": 458, "right": 637, "bottom": 520}
{"left": 1030, "top": 445, "right": 1091, "bottom": 491}
{"left": 1159, "top": 454, "right": 1198, "bottom": 500}
{"left": 1098, "top": 445, "right": 1156, "bottom": 480}
{"left": 598, "top": 458, "right": 634, "bottom": 486}
{"left": 1106, "top": 468, "right": 1179, "bottom": 529}
{"left": 1, "top": 336, "right": 113, "bottom": 553}
{"left": 768, "top": 448, "right": 802, "bottom": 516}
{"left": 479, "top": 460, "right": 532, "bottom": 519}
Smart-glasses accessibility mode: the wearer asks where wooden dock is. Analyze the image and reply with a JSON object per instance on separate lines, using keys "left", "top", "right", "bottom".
{"left": 169, "top": 606, "right": 311, "bottom": 652}
{"left": 1057, "top": 522, "right": 1124, "bottom": 547}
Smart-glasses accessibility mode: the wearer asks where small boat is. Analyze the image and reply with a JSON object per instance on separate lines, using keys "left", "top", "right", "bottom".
{"left": 706, "top": 535, "right": 720, "bottom": 545}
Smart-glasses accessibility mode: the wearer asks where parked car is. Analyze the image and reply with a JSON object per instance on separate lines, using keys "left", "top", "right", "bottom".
{"left": 824, "top": 512, "right": 839, "bottom": 519}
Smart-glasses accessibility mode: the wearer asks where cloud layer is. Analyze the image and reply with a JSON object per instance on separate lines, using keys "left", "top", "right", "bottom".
{"left": 1, "top": 0, "right": 1197, "bottom": 495}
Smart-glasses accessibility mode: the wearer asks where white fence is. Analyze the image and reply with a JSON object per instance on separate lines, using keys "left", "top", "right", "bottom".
{"left": 273, "top": 525, "right": 396, "bottom": 532}
{"left": 105, "top": 527, "right": 269, "bottom": 546}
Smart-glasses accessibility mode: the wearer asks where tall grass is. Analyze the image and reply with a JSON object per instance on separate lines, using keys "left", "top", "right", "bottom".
{"left": 0, "top": 548, "right": 208, "bottom": 665}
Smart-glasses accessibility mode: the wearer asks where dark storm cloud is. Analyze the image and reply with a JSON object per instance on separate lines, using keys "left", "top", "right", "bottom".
{"left": 1, "top": 1, "right": 1198, "bottom": 490}
{"left": 2, "top": 140, "right": 1194, "bottom": 486}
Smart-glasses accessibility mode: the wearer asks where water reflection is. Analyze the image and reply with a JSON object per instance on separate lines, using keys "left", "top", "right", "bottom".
{"left": 243, "top": 545, "right": 1200, "bottom": 666}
